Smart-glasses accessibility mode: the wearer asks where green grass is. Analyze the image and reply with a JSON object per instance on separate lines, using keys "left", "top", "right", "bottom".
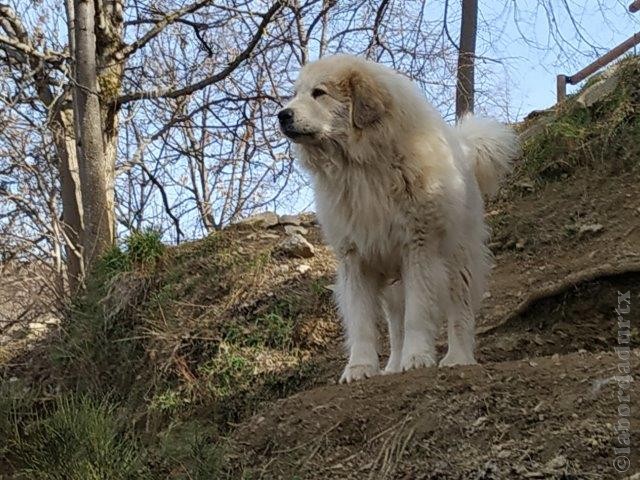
{"left": 6, "top": 395, "right": 149, "bottom": 480}
{"left": 0, "top": 385, "right": 232, "bottom": 479}
{"left": 519, "top": 56, "right": 640, "bottom": 184}
{"left": 96, "top": 229, "right": 165, "bottom": 279}
{"left": 153, "top": 420, "right": 229, "bottom": 480}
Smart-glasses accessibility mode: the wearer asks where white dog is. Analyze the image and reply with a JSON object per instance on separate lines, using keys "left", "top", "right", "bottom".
{"left": 278, "top": 55, "right": 519, "bottom": 383}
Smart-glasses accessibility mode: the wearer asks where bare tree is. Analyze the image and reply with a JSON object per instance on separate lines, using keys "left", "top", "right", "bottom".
{"left": 71, "top": 0, "right": 119, "bottom": 270}
{"left": 0, "top": 0, "right": 285, "bottom": 286}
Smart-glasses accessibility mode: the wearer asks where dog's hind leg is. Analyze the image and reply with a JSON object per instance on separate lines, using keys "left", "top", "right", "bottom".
{"left": 336, "top": 255, "right": 382, "bottom": 383}
{"left": 382, "top": 281, "right": 404, "bottom": 374}
{"left": 440, "top": 250, "right": 479, "bottom": 367}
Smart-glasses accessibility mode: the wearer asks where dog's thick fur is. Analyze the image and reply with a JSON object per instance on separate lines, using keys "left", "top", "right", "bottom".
{"left": 279, "top": 55, "right": 519, "bottom": 383}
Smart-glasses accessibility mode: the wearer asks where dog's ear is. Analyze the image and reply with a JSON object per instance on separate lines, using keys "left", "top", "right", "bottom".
{"left": 344, "top": 70, "right": 389, "bottom": 129}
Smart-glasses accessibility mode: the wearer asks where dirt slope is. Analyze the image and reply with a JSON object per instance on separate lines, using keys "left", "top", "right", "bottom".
{"left": 234, "top": 352, "right": 639, "bottom": 479}
{"left": 227, "top": 214, "right": 640, "bottom": 478}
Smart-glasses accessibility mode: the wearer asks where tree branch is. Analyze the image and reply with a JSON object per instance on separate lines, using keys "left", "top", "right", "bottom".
{"left": 117, "top": 0, "right": 213, "bottom": 60}
{"left": 0, "top": 35, "right": 66, "bottom": 64}
{"left": 116, "top": 1, "right": 284, "bottom": 106}
{"left": 366, "top": 0, "right": 390, "bottom": 52}
{"left": 0, "top": 3, "right": 66, "bottom": 65}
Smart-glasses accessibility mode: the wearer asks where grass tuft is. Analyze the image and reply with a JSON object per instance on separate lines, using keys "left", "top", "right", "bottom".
{"left": 10, "top": 395, "right": 149, "bottom": 480}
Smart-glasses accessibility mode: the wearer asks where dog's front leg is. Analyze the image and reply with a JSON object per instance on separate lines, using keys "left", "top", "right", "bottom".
{"left": 400, "top": 244, "right": 445, "bottom": 371}
{"left": 336, "top": 255, "right": 381, "bottom": 383}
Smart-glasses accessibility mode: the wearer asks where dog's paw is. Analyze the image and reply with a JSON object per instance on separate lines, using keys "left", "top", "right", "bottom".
{"left": 439, "top": 352, "right": 477, "bottom": 367}
{"left": 339, "top": 364, "right": 379, "bottom": 383}
{"left": 401, "top": 352, "right": 436, "bottom": 372}
{"left": 382, "top": 356, "right": 402, "bottom": 375}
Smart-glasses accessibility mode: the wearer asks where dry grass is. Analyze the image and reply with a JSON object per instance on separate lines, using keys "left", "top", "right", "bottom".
{"left": 1, "top": 225, "right": 340, "bottom": 478}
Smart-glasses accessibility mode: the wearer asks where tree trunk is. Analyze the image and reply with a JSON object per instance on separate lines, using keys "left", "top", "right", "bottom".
{"left": 96, "top": 0, "right": 124, "bottom": 242}
{"left": 455, "top": 0, "right": 478, "bottom": 121}
{"left": 73, "top": 0, "right": 114, "bottom": 270}
{"left": 51, "top": 110, "right": 84, "bottom": 292}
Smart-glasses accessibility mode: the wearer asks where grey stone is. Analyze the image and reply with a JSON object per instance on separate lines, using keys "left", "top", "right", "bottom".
{"left": 235, "top": 211, "right": 279, "bottom": 228}
{"left": 278, "top": 234, "right": 315, "bottom": 258}
{"left": 278, "top": 214, "right": 302, "bottom": 226}
{"left": 284, "top": 225, "right": 308, "bottom": 236}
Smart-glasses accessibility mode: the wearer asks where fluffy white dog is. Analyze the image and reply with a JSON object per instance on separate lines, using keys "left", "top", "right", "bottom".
{"left": 278, "top": 55, "right": 519, "bottom": 383}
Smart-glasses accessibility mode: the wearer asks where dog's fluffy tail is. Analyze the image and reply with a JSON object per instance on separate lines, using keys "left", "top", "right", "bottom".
{"left": 457, "top": 114, "right": 520, "bottom": 197}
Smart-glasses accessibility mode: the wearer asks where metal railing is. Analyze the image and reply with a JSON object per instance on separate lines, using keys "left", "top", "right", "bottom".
{"left": 556, "top": 2, "right": 640, "bottom": 102}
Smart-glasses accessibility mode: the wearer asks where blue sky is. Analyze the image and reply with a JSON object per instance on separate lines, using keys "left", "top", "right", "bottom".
{"left": 475, "top": 1, "right": 640, "bottom": 117}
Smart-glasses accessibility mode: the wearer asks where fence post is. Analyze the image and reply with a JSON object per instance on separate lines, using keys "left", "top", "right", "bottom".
{"left": 556, "top": 74, "right": 567, "bottom": 103}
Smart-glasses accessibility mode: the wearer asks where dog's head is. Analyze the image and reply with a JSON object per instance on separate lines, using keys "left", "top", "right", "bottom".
{"left": 278, "top": 55, "right": 391, "bottom": 146}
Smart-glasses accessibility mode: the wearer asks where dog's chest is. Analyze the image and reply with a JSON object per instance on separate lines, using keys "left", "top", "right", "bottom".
{"left": 315, "top": 169, "right": 406, "bottom": 262}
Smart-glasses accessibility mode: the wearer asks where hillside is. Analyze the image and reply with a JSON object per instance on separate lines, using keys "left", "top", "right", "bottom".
{"left": 1, "top": 57, "right": 640, "bottom": 479}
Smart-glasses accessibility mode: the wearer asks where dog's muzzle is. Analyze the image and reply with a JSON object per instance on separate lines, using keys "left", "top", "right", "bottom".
{"left": 278, "top": 108, "right": 294, "bottom": 129}
{"left": 277, "top": 108, "right": 313, "bottom": 140}
{"left": 277, "top": 108, "right": 297, "bottom": 138}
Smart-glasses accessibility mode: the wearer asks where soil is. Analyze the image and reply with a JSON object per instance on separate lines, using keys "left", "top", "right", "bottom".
{"left": 228, "top": 165, "right": 640, "bottom": 479}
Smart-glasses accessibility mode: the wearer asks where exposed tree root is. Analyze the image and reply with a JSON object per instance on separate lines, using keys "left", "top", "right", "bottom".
{"left": 480, "top": 262, "right": 640, "bottom": 335}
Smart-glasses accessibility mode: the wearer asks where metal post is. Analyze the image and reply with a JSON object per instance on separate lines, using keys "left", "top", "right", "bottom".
{"left": 556, "top": 74, "right": 567, "bottom": 103}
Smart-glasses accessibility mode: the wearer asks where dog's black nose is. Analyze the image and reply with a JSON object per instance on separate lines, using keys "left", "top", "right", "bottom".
{"left": 278, "top": 108, "right": 294, "bottom": 126}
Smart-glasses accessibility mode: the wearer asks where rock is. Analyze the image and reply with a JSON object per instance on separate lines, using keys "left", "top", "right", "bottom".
{"left": 546, "top": 455, "right": 567, "bottom": 470}
{"left": 284, "top": 225, "right": 308, "bottom": 236}
{"left": 235, "top": 211, "right": 279, "bottom": 228}
{"left": 28, "top": 322, "right": 48, "bottom": 334}
{"left": 297, "top": 264, "right": 311, "bottom": 274}
{"left": 515, "top": 239, "right": 526, "bottom": 250}
{"left": 298, "top": 211, "right": 318, "bottom": 226}
{"left": 525, "top": 108, "right": 555, "bottom": 121}
{"left": 576, "top": 74, "right": 619, "bottom": 107}
{"left": 578, "top": 223, "right": 604, "bottom": 237}
{"left": 278, "top": 234, "right": 315, "bottom": 258}
{"left": 278, "top": 214, "right": 302, "bottom": 226}
{"left": 515, "top": 181, "right": 535, "bottom": 192}
{"left": 275, "top": 264, "right": 290, "bottom": 274}
{"left": 519, "top": 115, "right": 554, "bottom": 143}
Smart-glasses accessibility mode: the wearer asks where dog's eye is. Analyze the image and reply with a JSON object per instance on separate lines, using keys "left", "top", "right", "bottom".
{"left": 311, "top": 88, "right": 327, "bottom": 99}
